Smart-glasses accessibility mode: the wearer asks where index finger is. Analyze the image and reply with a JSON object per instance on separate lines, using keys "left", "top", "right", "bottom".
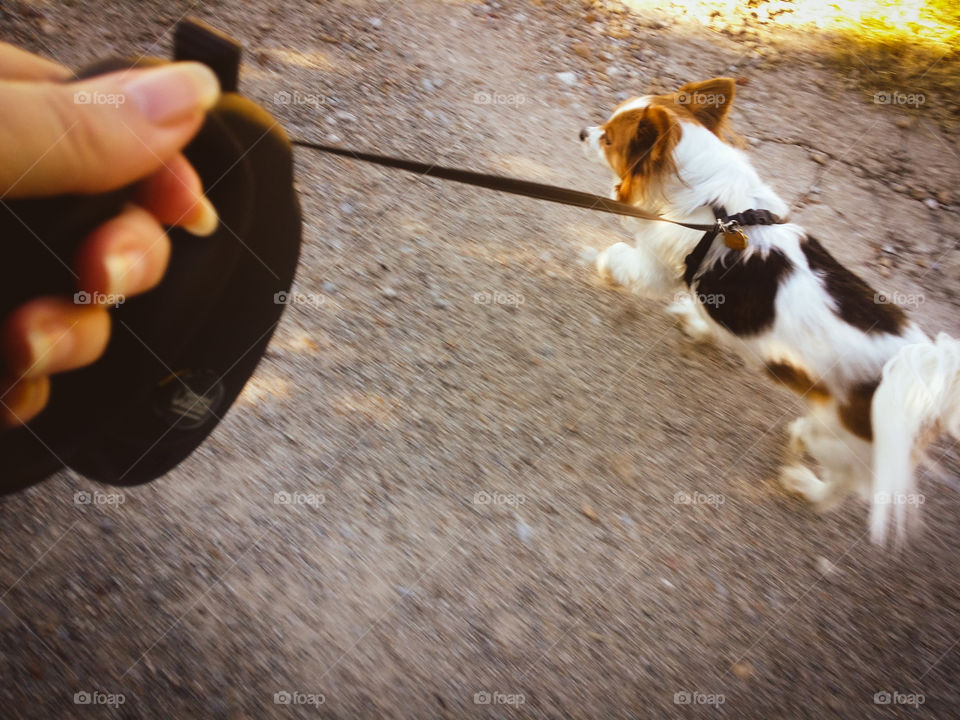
{"left": 0, "top": 42, "right": 72, "bottom": 81}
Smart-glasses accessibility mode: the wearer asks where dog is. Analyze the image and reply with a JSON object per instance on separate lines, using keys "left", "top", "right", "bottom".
{"left": 580, "top": 77, "right": 960, "bottom": 545}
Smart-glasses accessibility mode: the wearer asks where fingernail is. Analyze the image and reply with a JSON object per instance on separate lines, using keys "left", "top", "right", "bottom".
{"left": 125, "top": 62, "right": 220, "bottom": 125}
{"left": 104, "top": 249, "right": 145, "bottom": 296}
{"left": 182, "top": 195, "right": 219, "bottom": 237}
{"left": 22, "top": 324, "right": 73, "bottom": 378}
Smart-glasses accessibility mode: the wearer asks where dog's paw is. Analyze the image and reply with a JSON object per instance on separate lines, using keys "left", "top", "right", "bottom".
{"left": 667, "top": 294, "right": 715, "bottom": 343}
{"left": 780, "top": 465, "right": 827, "bottom": 504}
{"left": 786, "top": 417, "right": 809, "bottom": 456}
{"left": 596, "top": 242, "right": 643, "bottom": 289}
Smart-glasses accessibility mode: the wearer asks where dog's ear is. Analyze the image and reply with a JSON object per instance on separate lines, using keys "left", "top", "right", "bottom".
{"left": 617, "top": 105, "right": 680, "bottom": 203}
{"left": 675, "top": 77, "right": 736, "bottom": 135}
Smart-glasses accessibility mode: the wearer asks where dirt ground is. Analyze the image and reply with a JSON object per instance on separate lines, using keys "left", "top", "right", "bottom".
{"left": 2, "top": 0, "right": 960, "bottom": 718}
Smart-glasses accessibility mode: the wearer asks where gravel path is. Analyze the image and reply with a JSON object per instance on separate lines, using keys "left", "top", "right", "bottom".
{"left": 2, "top": 1, "right": 959, "bottom": 718}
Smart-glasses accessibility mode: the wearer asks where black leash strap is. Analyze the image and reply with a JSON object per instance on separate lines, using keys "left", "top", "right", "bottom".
{"left": 291, "top": 139, "right": 716, "bottom": 231}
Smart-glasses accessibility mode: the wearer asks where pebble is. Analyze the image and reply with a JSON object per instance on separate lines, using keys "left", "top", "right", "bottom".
{"left": 924, "top": 198, "right": 939, "bottom": 210}
{"left": 556, "top": 71, "right": 578, "bottom": 87}
{"left": 581, "top": 503, "right": 600, "bottom": 522}
{"left": 816, "top": 556, "right": 837, "bottom": 575}
{"left": 571, "top": 42, "right": 591, "bottom": 59}
{"left": 936, "top": 190, "right": 952, "bottom": 205}
{"left": 515, "top": 518, "right": 533, "bottom": 543}
{"left": 605, "top": 65, "right": 622, "bottom": 77}
{"left": 381, "top": 287, "right": 399, "bottom": 300}
{"left": 367, "top": 17, "right": 382, "bottom": 28}
{"left": 731, "top": 661, "right": 754, "bottom": 680}
{"left": 340, "top": 202, "right": 355, "bottom": 215}
{"left": 97, "top": 517, "right": 116, "bottom": 534}
{"left": 811, "top": 152, "right": 827, "bottom": 165}
{"left": 432, "top": 295, "right": 450, "bottom": 309}
{"left": 322, "top": 281, "right": 338, "bottom": 294}
{"left": 334, "top": 110, "right": 358, "bottom": 123}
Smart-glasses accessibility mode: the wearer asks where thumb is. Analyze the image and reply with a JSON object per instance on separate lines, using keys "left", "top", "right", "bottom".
{"left": 0, "top": 62, "right": 220, "bottom": 198}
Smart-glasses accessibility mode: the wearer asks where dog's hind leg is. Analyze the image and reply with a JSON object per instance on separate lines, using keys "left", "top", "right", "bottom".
{"left": 782, "top": 409, "right": 871, "bottom": 512}
{"left": 780, "top": 464, "right": 829, "bottom": 503}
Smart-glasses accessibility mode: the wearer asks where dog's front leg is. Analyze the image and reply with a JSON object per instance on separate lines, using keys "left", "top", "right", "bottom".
{"left": 666, "top": 292, "right": 717, "bottom": 343}
{"left": 595, "top": 242, "right": 673, "bottom": 295}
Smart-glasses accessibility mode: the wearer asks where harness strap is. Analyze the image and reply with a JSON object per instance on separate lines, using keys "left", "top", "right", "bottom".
{"left": 683, "top": 205, "right": 783, "bottom": 286}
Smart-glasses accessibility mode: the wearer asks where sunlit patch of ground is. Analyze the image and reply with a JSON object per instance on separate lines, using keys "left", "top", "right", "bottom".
{"left": 602, "top": 0, "right": 960, "bottom": 120}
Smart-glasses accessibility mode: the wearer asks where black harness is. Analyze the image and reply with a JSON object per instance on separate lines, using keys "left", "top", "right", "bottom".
{"left": 683, "top": 206, "right": 784, "bottom": 286}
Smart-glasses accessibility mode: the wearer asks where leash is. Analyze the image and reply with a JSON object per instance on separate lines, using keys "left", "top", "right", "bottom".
{"left": 290, "top": 140, "right": 784, "bottom": 284}
{"left": 291, "top": 139, "right": 718, "bottom": 231}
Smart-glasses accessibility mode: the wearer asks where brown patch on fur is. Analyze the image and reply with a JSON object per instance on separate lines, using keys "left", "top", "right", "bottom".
{"left": 695, "top": 247, "right": 793, "bottom": 336}
{"left": 647, "top": 77, "right": 742, "bottom": 146}
{"left": 801, "top": 236, "right": 907, "bottom": 336}
{"left": 602, "top": 78, "right": 741, "bottom": 204}
{"left": 765, "top": 362, "right": 832, "bottom": 402}
{"left": 838, "top": 381, "right": 878, "bottom": 441}
{"left": 602, "top": 105, "right": 681, "bottom": 204}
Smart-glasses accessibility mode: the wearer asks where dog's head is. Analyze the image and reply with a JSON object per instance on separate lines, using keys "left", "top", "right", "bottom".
{"left": 580, "top": 77, "right": 738, "bottom": 205}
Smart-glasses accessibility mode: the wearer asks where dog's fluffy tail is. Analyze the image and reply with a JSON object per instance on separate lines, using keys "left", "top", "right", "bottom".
{"left": 870, "top": 333, "right": 960, "bottom": 546}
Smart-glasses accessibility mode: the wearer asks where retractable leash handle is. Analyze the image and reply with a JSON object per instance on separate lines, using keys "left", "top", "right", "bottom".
{"left": 0, "top": 19, "right": 303, "bottom": 492}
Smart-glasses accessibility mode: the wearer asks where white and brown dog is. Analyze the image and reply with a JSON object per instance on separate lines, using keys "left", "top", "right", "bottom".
{"left": 580, "top": 77, "right": 960, "bottom": 545}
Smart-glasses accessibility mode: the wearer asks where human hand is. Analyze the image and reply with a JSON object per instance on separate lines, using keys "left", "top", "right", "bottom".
{"left": 0, "top": 43, "right": 221, "bottom": 427}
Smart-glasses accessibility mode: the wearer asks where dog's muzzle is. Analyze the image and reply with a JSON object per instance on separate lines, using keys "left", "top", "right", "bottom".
{"left": 579, "top": 126, "right": 607, "bottom": 165}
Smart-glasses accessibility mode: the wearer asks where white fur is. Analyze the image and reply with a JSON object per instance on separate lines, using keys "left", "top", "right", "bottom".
{"left": 870, "top": 333, "right": 960, "bottom": 545}
{"left": 582, "top": 99, "right": 959, "bottom": 545}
